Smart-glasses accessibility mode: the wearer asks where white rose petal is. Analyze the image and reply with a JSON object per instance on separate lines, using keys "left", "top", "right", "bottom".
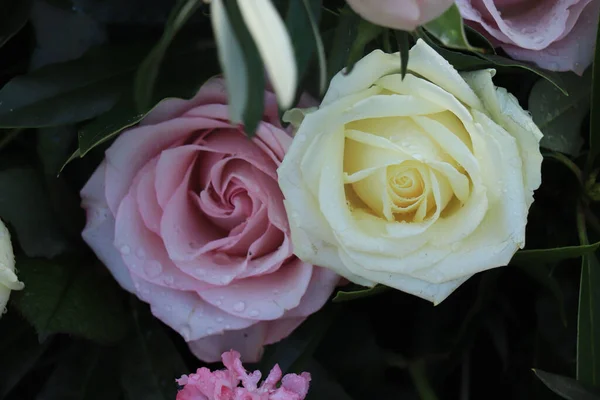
{"left": 0, "top": 219, "right": 24, "bottom": 317}
{"left": 278, "top": 39, "right": 543, "bottom": 304}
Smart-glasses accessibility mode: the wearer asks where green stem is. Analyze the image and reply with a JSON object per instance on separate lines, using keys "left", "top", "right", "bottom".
{"left": 408, "top": 360, "right": 440, "bottom": 400}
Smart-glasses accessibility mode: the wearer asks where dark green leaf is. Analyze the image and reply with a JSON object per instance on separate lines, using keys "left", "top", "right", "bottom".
{"left": 529, "top": 70, "right": 591, "bottom": 156}
{"left": 0, "top": 167, "right": 70, "bottom": 258}
{"left": 333, "top": 284, "right": 390, "bottom": 302}
{"left": 577, "top": 252, "right": 600, "bottom": 385}
{"left": 37, "top": 342, "right": 121, "bottom": 400}
{"left": 423, "top": 4, "right": 477, "bottom": 52}
{"left": 223, "top": 0, "right": 265, "bottom": 136}
{"left": 408, "top": 359, "right": 440, "bottom": 400}
{"left": 346, "top": 18, "right": 383, "bottom": 74}
{"left": 517, "top": 264, "right": 567, "bottom": 326}
{"left": 0, "top": 0, "right": 33, "bottom": 48}
{"left": 394, "top": 30, "right": 410, "bottom": 79}
{"left": 120, "top": 301, "right": 187, "bottom": 400}
{"left": 533, "top": 369, "right": 600, "bottom": 400}
{"left": 327, "top": 7, "right": 359, "bottom": 81}
{"left": 286, "top": 0, "right": 326, "bottom": 94}
{"left": 511, "top": 242, "right": 600, "bottom": 266}
{"left": 37, "top": 127, "right": 77, "bottom": 177}
{"left": 0, "top": 44, "right": 150, "bottom": 128}
{"left": 588, "top": 9, "right": 600, "bottom": 164}
{"left": 134, "top": 0, "right": 202, "bottom": 112}
{"left": 464, "top": 25, "right": 495, "bottom": 54}
{"left": 0, "top": 314, "right": 51, "bottom": 398}
{"left": 305, "top": 358, "right": 355, "bottom": 400}
{"left": 12, "top": 257, "right": 130, "bottom": 344}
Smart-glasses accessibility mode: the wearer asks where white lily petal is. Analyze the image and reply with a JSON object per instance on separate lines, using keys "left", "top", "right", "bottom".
{"left": 238, "top": 0, "right": 297, "bottom": 109}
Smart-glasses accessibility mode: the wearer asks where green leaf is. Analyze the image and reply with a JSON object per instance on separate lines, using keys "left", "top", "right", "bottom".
{"left": 516, "top": 264, "right": 567, "bottom": 326}
{"left": 305, "top": 358, "right": 355, "bottom": 400}
{"left": 0, "top": 44, "right": 150, "bottom": 128}
{"left": 529, "top": 70, "right": 591, "bottom": 156}
{"left": 588, "top": 9, "right": 600, "bottom": 164}
{"left": 133, "top": 0, "right": 202, "bottom": 112}
{"left": 286, "top": 0, "right": 326, "bottom": 94}
{"left": 222, "top": 0, "right": 265, "bottom": 136}
{"left": 0, "top": 167, "right": 70, "bottom": 258}
{"left": 346, "top": 18, "right": 384, "bottom": 74}
{"left": 333, "top": 284, "right": 390, "bottom": 302}
{"left": 0, "top": 0, "right": 33, "bottom": 48}
{"left": 577, "top": 251, "right": 600, "bottom": 385}
{"left": 533, "top": 369, "right": 600, "bottom": 400}
{"left": 394, "top": 30, "right": 410, "bottom": 79}
{"left": 12, "top": 257, "right": 130, "bottom": 344}
{"left": 37, "top": 342, "right": 121, "bottom": 400}
{"left": 423, "top": 4, "right": 477, "bottom": 52}
{"left": 511, "top": 242, "right": 600, "bottom": 266}
{"left": 327, "top": 7, "right": 360, "bottom": 81}
{"left": 120, "top": 301, "right": 187, "bottom": 400}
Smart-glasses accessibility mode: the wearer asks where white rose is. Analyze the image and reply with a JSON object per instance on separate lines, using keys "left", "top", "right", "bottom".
{"left": 277, "top": 39, "right": 543, "bottom": 304}
{"left": 0, "top": 219, "right": 24, "bottom": 317}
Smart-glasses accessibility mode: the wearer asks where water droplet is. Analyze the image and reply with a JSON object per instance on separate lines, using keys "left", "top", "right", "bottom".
{"left": 194, "top": 268, "right": 206, "bottom": 277}
{"left": 215, "top": 299, "right": 222, "bottom": 306}
{"left": 219, "top": 295, "right": 225, "bottom": 300}
{"left": 207, "top": 328, "right": 214, "bottom": 335}
{"left": 249, "top": 310, "right": 260, "bottom": 317}
{"left": 216, "top": 317, "right": 224, "bottom": 323}
{"left": 532, "top": 35, "right": 544, "bottom": 44}
{"left": 145, "top": 261, "right": 163, "bottom": 277}
{"left": 163, "top": 275, "right": 174, "bottom": 285}
{"left": 233, "top": 301, "right": 246, "bottom": 312}
{"left": 120, "top": 245, "right": 131, "bottom": 255}
{"left": 225, "top": 324, "right": 231, "bottom": 329}
{"left": 136, "top": 248, "right": 146, "bottom": 259}
{"left": 548, "top": 62, "right": 559, "bottom": 70}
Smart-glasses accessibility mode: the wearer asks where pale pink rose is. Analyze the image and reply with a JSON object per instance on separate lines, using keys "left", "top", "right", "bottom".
{"left": 345, "top": 0, "right": 455, "bottom": 31}
{"left": 175, "top": 350, "right": 311, "bottom": 400}
{"left": 456, "top": 0, "right": 600, "bottom": 74}
{"left": 80, "top": 78, "right": 340, "bottom": 362}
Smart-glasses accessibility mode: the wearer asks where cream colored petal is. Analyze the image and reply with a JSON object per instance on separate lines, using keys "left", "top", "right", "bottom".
{"left": 238, "top": 0, "right": 297, "bottom": 108}
{"left": 0, "top": 219, "right": 23, "bottom": 316}
{"left": 408, "top": 39, "right": 483, "bottom": 110}
{"left": 342, "top": 94, "right": 446, "bottom": 124}
{"left": 461, "top": 69, "right": 542, "bottom": 207}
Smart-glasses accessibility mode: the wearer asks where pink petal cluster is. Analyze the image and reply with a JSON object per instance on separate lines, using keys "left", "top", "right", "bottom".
{"left": 345, "top": 0, "right": 455, "bottom": 31}
{"left": 176, "top": 350, "right": 311, "bottom": 400}
{"left": 456, "top": 0, "right": 600, "bottom": 74}
{"left": 80, "top": 78, "right": 339, "bottom": 362}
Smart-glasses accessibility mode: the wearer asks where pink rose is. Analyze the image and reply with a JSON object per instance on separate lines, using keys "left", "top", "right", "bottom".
{"left": 345, "top": 0, "right": 455, "bottom": 31}
{"left": 456, "top": 0, "right": 600, "bottom": 74}
{"left": 175, "top": 350, "right": 311, "bottom": 400}
{"left": 80, "top": 78, "right": 340, "bottom": 362}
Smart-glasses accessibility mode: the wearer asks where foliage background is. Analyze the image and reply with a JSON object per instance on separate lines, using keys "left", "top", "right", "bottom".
{"left": 0, "top": 0, "right": 599, "bottom": 399}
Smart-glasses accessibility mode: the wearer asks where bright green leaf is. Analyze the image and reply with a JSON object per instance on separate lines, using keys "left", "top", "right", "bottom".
{"left": 511, "top": 242, "right": 600, "bottom": 266}
{"left": 120, "top": 301, "right": 187, "bottom": 400}
{"left": 37, "top": 342, "right": 121, "bottom": 400}
{"left": 529, "top": 70, "right": 591, "bottom": 156}
{"left": 133, "top": 0, "right": 202, "bottom": 112}
{"left": 0, "top": 44, "right": 150, "bottom": 128}
{"left": 577, "top": 252, "right": 600, "bottom": 385}
{"left": 0, "top": 167, "right": 70, "bottom": 258}
{"left": 533, "top": 369, "right": 600, "bottom": 400}
{"left": 333, "top": 284, "right": 390, "bottom": 302}
{"left": 12, "top": 257, "right": 130, "bottom": 344}
{"left": 423, "top": 4, "right": 477, "bottom": 52}
{"left": 0, "top": 0, "right": 33, "bottom": 48}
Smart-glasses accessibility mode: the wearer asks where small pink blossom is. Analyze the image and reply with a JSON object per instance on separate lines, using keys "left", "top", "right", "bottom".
{"left": 176, "top": 350, "right": 311, "bottom": 400}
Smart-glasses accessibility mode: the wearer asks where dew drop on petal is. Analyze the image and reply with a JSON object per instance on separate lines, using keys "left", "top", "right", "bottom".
{"left": 120, "top": 245, "right": 131, "bottom": 255}
{"left": 206, "top": 328, "right": 214, "bottom": 335}
{"left": 136, "top": 248, "right": 146, "bottom": 259}
{"left": 225, "top": 324, "right": 231, "bottom": 329}
{"left": 145, "top": 261, "right": 163, "bottom": 277}
{"left": 215, "top": 299, "right": 222, "bottom": 306}
{"left": 233, "top": 301, "right": 246, "bottom": 312}
{"left": 163, "top": 275, "right": 174, "bottom": 285}
{"left": 249, "top": 310, "right": 260, "bottom": 317}
{"left": 216, "top": 317, "right": 224, "bottom": 323}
